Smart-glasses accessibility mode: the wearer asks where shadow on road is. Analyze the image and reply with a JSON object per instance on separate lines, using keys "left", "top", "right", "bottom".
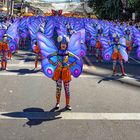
{"left": 98, "top": 75, "right": 124, "bottom": 84}
{"left": 83, "top": 70, "right": 140, "bottom": 88}
{"left": 2, "top": 108, "right": 62, "bottom": 127}
{"left": 7, "top": 69, "right": 41, "bottom": 75}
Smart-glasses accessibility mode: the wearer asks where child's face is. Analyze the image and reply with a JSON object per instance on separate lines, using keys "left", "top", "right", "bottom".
{"left": 115, "top": 37, "right": 119, "bottom": 42}
{"left": 3, "top": 37, "right": 7, "bottom": 42}
{"left": 60, "top": 43, "right": 67, "bottom": 50}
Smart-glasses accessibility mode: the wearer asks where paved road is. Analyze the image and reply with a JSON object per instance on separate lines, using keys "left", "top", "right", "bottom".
{"left": 0, "top": 50, "right": 140, "bottom": 140}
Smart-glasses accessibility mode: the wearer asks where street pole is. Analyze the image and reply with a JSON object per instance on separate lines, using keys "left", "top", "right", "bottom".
{"left": 21, "top": 0, "right": 25, "bottom": 14}
{"left": 10, "top": 0, "right": 14, "bottom": 16}
{"left": 7, "top": 0, "right": 10, "bottom": 15}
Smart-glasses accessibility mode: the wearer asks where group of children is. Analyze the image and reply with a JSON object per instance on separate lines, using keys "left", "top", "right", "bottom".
{"left": 0, "top": 15, "right": 140, "bottom": 110}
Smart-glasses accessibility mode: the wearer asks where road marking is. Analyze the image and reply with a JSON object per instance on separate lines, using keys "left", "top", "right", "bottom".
{"left": 129, "top": 56, "right": 140, "bottom": 64}
{"left": 1, "top": 112, "right": 140, "bottom": 120}
{"left": 19, "top": 60, "right": 25, "bottom": 65}
{"left": 0, "top": 72, "right": 139, "bottom": 80}
{"left": 7, "top": 64, "right": 95, "bottom": 69}
{"left": 0, "top": 72, "right": 96, "bottom": 78}
{"left": 8, "top": 64, "right": 37, "bottom": 67}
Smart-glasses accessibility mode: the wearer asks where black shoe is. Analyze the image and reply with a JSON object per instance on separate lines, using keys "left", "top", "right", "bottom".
{"left": 65, "top": 105, "right": 72, "bottom": 111}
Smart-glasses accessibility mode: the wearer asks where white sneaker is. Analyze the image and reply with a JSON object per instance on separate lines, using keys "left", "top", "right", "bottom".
{"left": 55, "top": 103, "right": 60, "bottom": 109}
{"left": 65, "top": 105, "right": 72, "bottom": 111}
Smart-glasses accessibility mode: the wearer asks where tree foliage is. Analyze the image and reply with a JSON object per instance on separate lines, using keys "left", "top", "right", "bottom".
{"left": 88, "top": 0, "right": 140, "bottom": 20}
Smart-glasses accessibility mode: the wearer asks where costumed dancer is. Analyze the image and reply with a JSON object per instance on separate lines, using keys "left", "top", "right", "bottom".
{"left": 124, "top": 28, "right": 133, "bottom": 55}
{"left": 132, "top": 26, "right": 140, "bottom": 60}
{"left": 33, "top": 41, "right": 42, "bottom": 70}
{"left": 0, "top": 36, "right": 9, "bottom": 70}
{"left": 101, "top": 33, "right": 128, "bottom": 76}
{"left": 95, "top": 26, "right": 104, "bottom": 62}
{"left": 37, "top": 30, "right": 83, "bottom": 110}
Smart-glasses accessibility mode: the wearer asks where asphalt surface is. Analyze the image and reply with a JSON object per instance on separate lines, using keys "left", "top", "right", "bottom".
{"left": 0, "top": 49, "right": 140, "bottom": 140}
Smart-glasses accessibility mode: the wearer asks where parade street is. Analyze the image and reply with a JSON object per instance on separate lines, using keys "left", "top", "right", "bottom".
{"left": 0, "top": 50, "right": 139, "bottom": 140}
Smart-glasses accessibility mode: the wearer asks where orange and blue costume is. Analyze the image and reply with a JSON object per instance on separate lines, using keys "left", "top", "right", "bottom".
{"left": 34, "top": 43, "right": 43, "bottom": 70}
{"left": 124, "top": 29, "right": 132, "bottom": 54}
{"left": 0, "top": 41, "right": 9, "bottom": 70}
{"left": 112, "top": 44, "right": 125, "bottom": 75}
{"left": 48, "top": 50, "right": 76, "bottom": 108}
{"left": 37, "top": 28, "right": 83, "bottom": 110}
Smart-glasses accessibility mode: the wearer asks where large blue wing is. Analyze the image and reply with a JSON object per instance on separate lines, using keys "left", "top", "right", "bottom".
{"left": 79, "top": 29, "right": 85, "bottom": 43}
{"left": 90, "top": 39, "right": 96, "bottom": 47}
{"left": 19, "top": 18, "right": 27, "bottom": 29}
{"left": 103, "top": 46, "right": 113, "bottom": 61}
{"left": 85, "top": 24, "right": 97, "bottom": 37}
{"left": 103, "top": 25, "right": 109, "bottom": 37}
{"left": 119, "top": 37, "right": 126, "bottom": 46}
{"left": 0, "top": 28, "right": 5, "bottom": 40}
{"left": 41, "top": 59, "right": 57, "bottom": 78}
{"left": 6, "top": 20, "right": 19, "bottom": 40}
{"left": 77, "top": 29, "right": 87, "bottom": 57}
{"left": 100, "top": 36, "right": 110, "bottom": 49}
{"left": 132, "top": 26, "right": 140, "bottom": 35}
{"left": 68, "top": 32, "right": 81, "bottom": 56}
{"left": 44, "top": 20, "right": 54, "bottom": 38}
{"left": 9, "top": 40, "right": 17, "bottom": 52}
{"left": 36, "top": 32, "right": 57, "bottom": 58}
{"left": 120, "top": 46, "right": 128, "bottom": 62}
{"left": 134, "top": 33, "right": 140, "bottom": 46}
{"left": 28, "top": 21, "right": 40, "bottom": 41}
{"left": 68, "top": 52, "right": 83, "bottom": 78}
{"left": 137, "top": 47, "right": 140, "bottom": 60}
{"left": 114, "top": 27, "right": 124, "bottom": 37}
{"left": 37, "top": 33, "right": 58, "bottom": 78}
{"left": 80, "top": 44, "right": 87, "bottom": 57}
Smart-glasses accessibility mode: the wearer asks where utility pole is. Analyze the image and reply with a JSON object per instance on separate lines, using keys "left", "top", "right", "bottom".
{"left": 2, "top": 0, "right": 7, "bottom": 8}
{"left": 2, "top": 0, "right": 8, "bottom": 13}
{"left": 21, "top": 0, "right": 25, "bottom": 14}
{"left": 10, "top": 0, "right": 14, "bottom": 15}
{"left": 7, "top": 0, "right": 11, "bottom": 15}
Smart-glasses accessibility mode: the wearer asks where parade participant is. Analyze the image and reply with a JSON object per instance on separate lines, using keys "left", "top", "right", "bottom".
{"left": 0, "top": 36, "right": 9, "bottom": 70}
{"left": 95, "top": 27, "right": 104, "bottom": 62}
{"left": 112, "top": 35, "right": 126, "bottom": 76}
{"left": 85, "top": 23, "right": 96, "bottom": 56}
{"left": 124, "top": 28, "right": 132, "bottom": 55}
{"left": 33, "top": 41, "right": 42, "bottom": 70}
{"left": 7, "top": 49, "right": 12, "bottom": 60}
{"left": 102, "top": 33, "right": 128, "bottom": 76}
{"left": 37, "top": 30, "right": 83, "bottom": 110}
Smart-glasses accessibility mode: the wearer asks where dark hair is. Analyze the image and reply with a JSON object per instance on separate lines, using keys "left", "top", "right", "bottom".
{"left": 35, "top": 42, "right": 37, "bottom": 45}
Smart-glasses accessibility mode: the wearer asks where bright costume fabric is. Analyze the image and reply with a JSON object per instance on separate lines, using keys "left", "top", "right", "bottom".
{"left": 0, "top": 42, "right": 9, "bottom": 69}
{"left": 36, "top": 24, "right": 83, "bottom": 107}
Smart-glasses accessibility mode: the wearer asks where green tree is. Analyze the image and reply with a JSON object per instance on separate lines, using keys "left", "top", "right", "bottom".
{"left": 87, "top": 0, "right": 123, "bottom": 20}
{"left": 87, "top": 0, "right": 140, "bottom": 20}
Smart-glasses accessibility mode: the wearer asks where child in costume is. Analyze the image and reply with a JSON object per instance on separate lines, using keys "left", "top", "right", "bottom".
{"left": 33, "top": 41, "right": 42, "bottom": 70}
{"left": 111, "top": 35, "right": 127, "bottom": 76}
{"left": 37, "top": 30, "right": 83, "bottom": 110}
{"left": 124, "top": 28, "right": 132, "bottom": 55}
{"left": 95, "top": 27, "right": 104, "bottom": 62}
{"left": 101, "top": 33, "right": 128, "bottom": 76}
{"left": 0, "top": 36, "right": 9, "bottom": 70}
